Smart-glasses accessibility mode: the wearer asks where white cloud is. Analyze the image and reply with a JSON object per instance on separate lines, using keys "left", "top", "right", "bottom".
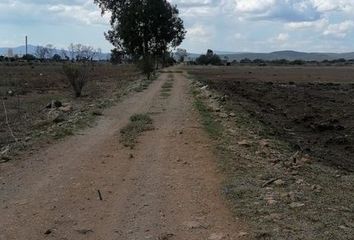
{"left": 234, "top": 33, "right": 245, "bottom": 40}
{"left": 323, "top": 20, "right": 354, "bottom": 38}
{"left": 276, "top": 33, "right": 289, "bottom": 42}
{"left": 186, "top": 24, "right": 213, "bottom": 43}
{"left": 310, "top": 0, "right": 354, "bottom": 12}
{"left": 234, "top": 0, "right": 276, "bottom": 13}
{"left": 286, "top": 18, "right": 329, "bottom": 30}
{"left": 0, "top": 0, "right": 109, "bottom": 26}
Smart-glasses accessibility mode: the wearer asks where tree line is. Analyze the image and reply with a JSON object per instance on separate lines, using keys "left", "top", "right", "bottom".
{"left": 0, "top": 43, "right": 104, "bottom": 62}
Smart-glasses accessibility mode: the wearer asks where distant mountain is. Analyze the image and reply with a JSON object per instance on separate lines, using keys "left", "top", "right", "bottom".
{"left": 0, "top": 45, "right": 110, "bottom": 60}
{"left": 3, "top": 46, "right": 354, "bottom": 62}
{"left": 0, "top": 45, "right": 37, "bottom": 56}
{"left": 185, "top": 50, "right": 354, "bottom": 61}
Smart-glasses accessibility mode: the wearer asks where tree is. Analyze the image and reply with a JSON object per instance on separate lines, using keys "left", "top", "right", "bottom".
{"left": 22, "top": 54, "right": 36, "bottom": 61}
{"left": 68, "top": 43, "right": 76, "bottom": 61}
{"left": 63, "top": 64, "right": 89, "bottom": 97}
{"left": 68, "top": 43, "right": 99, "bottom": 62}
{"left": 196, "top": 49, "right": 222, "bottom": 65}
{"left": 94, "top": 0, "right": 186, "bottom": 78}
{"left": 35, "top": 44, "right": 55, "bottom": 59}
{"left": 45, "top": 44, "right": 55, "bottom": 59}
{"left": 175, "top": 48, "right": 187, "bottom": 62}
{"left": 35, "top": 46, "right": 47, "bottom": 59}
{"left": 110, "top": 48, "right": 124, "bottom": 64}
{"left": 52, "top": 54, "right": 62, "bottom": 61}
{"left": 60, "top": 48, "right": 69, "bottom": 60}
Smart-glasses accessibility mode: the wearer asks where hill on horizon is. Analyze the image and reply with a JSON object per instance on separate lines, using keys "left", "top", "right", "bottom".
{"left": 186, "top": 50, "right": 354, "bottom": 61}
{"left": 2, "top": 45, "right": 354, "bottom": 62}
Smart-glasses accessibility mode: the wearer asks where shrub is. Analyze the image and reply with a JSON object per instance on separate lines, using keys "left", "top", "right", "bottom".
{"left": 62, "top": 64, "right": 89, "bottom": 97}
{"left": 138, "top": 55, "right": 155, "bottom": 80}
{"left": 196, "top": 49, "right": 222, "bottom": 65}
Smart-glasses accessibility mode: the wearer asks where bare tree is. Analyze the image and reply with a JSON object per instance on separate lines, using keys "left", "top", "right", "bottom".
{"left": 60, "top": 48, "right": 68, "bottom": 60}
{"left": 45, "top": 44, "right": 55, "bottom": 59}
{"left": 68, "top": 43, "right": 76, "bottom": 61}
{"left": 68, "top": 43, "right": 99, "bottom": 61}
{"left": 35, "top": 46, "right": 47, "bottom": 59}
{"left": 176, "top": 48, "right": 188, "bottom": 63}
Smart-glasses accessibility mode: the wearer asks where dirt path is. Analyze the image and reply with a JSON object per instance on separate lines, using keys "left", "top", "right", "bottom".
{"left": 0, "top": 71, "right": 245, "bottom": 240}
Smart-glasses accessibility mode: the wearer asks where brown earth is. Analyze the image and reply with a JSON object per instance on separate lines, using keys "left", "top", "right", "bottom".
{"left": 188, "top": 66, "right": 354, "bottom": 172}
{"left": 0, "top": 63, "right": 139, "bottom": 149}
{"left": 0, "top": 70, "right": 246, "bottom": 240}
{"left": 186, "top": 65, "right": 354, "bottom": 239}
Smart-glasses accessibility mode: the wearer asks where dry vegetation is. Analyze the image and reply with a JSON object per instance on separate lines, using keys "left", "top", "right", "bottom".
{"left": 187, "top": 65, "right": 354, "bottom": 239}
{"left": 120, "top": 113, "right": 154, "bottom": 148}
{"left": 0, "top": 62, "right": 140, "bottom": 159}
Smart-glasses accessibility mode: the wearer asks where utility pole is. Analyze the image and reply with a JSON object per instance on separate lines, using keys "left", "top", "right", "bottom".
{"left": 25, "top": 36, "right": 28, "bottom": 56}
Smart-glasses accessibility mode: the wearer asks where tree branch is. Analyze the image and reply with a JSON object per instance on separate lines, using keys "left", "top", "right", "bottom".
{"left": 2, "top": 99, "right": 18, "bottom": 144}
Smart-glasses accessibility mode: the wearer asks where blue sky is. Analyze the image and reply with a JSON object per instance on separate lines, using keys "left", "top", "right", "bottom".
{"left": 1, "top": 0, "right": 354, "bottom": 53}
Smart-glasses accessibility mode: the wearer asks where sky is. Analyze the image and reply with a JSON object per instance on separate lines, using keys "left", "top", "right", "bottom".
{"left": 1, "top": 0, "right": 354, "bottom": 53}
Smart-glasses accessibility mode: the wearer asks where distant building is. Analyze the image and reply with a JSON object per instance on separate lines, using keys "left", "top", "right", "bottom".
{"left": 7, "top": 48, "right": 13, "bottom": 58}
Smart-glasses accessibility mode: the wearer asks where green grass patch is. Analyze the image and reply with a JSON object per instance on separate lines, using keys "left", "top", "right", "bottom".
{"left": 160, "top": 92, "right": 171, "bottom": 98}
{"left": 160, "top": 79, "right": 174, "bottom": 98}
{"left": 193, "top": 95, "right": 222, "bottom": 140}
{"left": 134, "top": 75, "right": 157, "bottom": 92}
{"left": 161, "top": 81, "right": 173, "bottom": 89}
{"left": 120, "top": 113, "right": 154, "bottom": 148}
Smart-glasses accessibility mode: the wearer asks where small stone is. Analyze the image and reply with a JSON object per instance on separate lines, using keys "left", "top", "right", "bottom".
{"left": 158, "top": 233, "right": 174, "bottom": 240}
{"left": 228, "top": 129, "right": 237, "bottom": 136}
{"left": 267, "top": 199, "right": 277, "bottom": 205}
{"left": 237, "top": 140, "right": 252, "bottom": 147}
{"left": 229, "top": 113, "right": 236, "bottom": 117}
{"left": 311, "top": 185, "right": 322, "bottom": 192}
{"left": 184, "top": 221, "right": 207, "bottom": 229}
{"left": 290, "top": 202, "right": 305, "bottom": 208}
{"left": 274, "top": 179, "right": 285, "bottom": 186}
{"left": 339, "top": 225, "right": 348, "bottom": 230}
{"left": 92, "top": 110, "right": 103, "bottom": 116}
{"left": 46, "top": 100, "right": 62, "bottom": 109}
{"left": 219, "top": 113, "right": 228, "bottom": 118}
{"left": 208, "top": 233, "right": 225, "bottom": 240}
{"left": 44, "top": 229, "right": 52, "bottom": 235}
{"left": 75, "top": 229, "right": 93, "bottom": 234}
{"left": 239, "top": 231, "right": 248, "bottom": 237}
{"left": 59, "top": 105, "right": 72, "bottom": 112}
{"left": 51, "top": 112, "right": 65, "bottom": 123}
{"left": 295, "top": 179, "right": 304, "bottom": 184}
{"left": 7, "top": 89, "right": 15, "bottom": 96}
{"left": 259, "top": 139, "right": 270, "bottom": 148}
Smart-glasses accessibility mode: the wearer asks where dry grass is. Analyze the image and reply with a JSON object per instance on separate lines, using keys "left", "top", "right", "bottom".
{"left": 0, "top": 62, "right": 140, "bottom": 153}
{"left": 120, "top": 113, "right": 154, "bottom": 148}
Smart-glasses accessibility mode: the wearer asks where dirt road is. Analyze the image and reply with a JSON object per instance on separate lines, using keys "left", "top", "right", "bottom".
{"left": 0, "top": 71, "right": 245, "bottom": 240}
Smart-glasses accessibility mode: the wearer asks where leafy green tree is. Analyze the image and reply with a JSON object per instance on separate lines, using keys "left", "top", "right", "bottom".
{"left": 196, "top": 49, "right": 222, "bottom": 65}
{"left": 110, "top": 48, "right": 124, "bottom": 64}
{"left": 94, "top": 0, "right": 186, "bottom": 78}
{"left": 52, "top": 54, "right": 62, "bottom": 61}
{"left": 22, "top": 54, "right": 36, "bottom": 61}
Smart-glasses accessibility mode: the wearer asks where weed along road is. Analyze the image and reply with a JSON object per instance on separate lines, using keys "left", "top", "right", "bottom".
{"left": 0, "top": 70, "right": 246, "bottom": 240}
